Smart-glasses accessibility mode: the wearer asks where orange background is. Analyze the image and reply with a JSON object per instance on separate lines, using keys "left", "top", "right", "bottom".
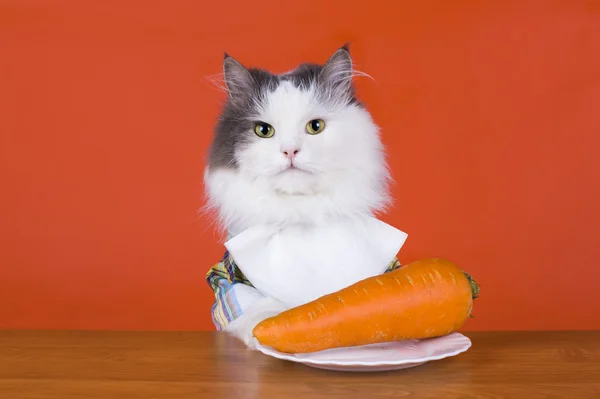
{"left": 1, "top": 1, "right": 599, "bottom": 331}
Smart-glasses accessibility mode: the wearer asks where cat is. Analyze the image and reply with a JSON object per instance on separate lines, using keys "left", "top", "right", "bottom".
{"left": 204, "top": 45, "right": 392, "bottom": 348}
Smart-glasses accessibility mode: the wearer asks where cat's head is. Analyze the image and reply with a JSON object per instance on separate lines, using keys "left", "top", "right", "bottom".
{"left": 205, "top": 45, "right": 391, "bottom": 235}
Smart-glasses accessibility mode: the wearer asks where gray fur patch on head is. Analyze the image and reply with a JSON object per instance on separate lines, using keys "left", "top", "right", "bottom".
{"left": 208, "top": 46, "right": 358, "bottom": 169}
{"left": 208, "top": 55, "right": 278, "bottom": 169}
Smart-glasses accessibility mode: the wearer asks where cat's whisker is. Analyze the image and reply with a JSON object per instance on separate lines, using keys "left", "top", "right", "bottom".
{"left": 353, "top": 69, "right": 375, "bottom": 81}
{"left": 204, "top": 73, "right": 229, "bottom": 94}
{"left": 195, "top": 203, "right": 225, "bottom": 238}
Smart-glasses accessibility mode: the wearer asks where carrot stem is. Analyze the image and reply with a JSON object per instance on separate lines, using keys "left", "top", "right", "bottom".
{"left": 463, "top": 272, "right": 480, "bottom": 299}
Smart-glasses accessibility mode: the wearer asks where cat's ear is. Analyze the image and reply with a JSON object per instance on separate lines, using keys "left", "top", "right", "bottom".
{"left": 319, "top": 45, "right": 353, "bottom": 92}
{"left": 223, "top": 53, "right": 254, "bottom": 98}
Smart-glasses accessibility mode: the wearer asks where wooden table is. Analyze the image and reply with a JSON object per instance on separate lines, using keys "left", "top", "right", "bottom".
{"left": 1, "top": 331, "right": 598, "bottom": 398}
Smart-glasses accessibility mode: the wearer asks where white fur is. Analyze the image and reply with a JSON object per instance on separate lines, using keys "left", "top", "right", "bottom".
{"left": 205, "top": 81, "right": 390, "bottom": 236}
{"left": 205, "top": 81, "right": 391, "bottom": 346}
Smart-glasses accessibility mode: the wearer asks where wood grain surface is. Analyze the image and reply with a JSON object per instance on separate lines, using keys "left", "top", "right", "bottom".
{"left": 0, "top": 331, "right": 598, "bottom": 398}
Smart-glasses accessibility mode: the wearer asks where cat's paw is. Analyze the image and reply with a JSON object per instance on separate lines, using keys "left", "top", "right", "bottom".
{"left": 224, "top": 297, "right": 288, "bottom": 350}
{"left": 225, "top": 320, "right": 260, "bottom": 350}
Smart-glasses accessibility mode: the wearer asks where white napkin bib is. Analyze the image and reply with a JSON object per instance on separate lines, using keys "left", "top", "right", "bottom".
{"left": 224, "top": 217, "right": 408, "bottom": 308}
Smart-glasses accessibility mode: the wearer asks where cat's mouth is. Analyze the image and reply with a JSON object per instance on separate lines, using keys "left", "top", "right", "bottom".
{"left": 279, "top": 164, "right": 311, "bottom": 174}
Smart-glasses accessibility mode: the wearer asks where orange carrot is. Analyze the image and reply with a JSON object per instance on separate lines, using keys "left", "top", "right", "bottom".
{"left": 253, "top": 258, "right": 479, "bottom": 353}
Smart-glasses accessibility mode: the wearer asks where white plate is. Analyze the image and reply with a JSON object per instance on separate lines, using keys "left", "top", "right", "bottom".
{"left": 255, "top": 332, "right": 471, "bottom": 372}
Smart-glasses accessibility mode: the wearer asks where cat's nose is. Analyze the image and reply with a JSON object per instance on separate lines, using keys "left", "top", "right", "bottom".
{"left": 282, "top": 148, "right": 301, "bottom": 160}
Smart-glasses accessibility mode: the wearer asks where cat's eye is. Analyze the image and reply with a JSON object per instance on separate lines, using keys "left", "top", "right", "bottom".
{"left": 306, "top": 119, "right": 326, "bottom": 135}
{"left": 254, "top": 123, "right": 275, "bottom": 138}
